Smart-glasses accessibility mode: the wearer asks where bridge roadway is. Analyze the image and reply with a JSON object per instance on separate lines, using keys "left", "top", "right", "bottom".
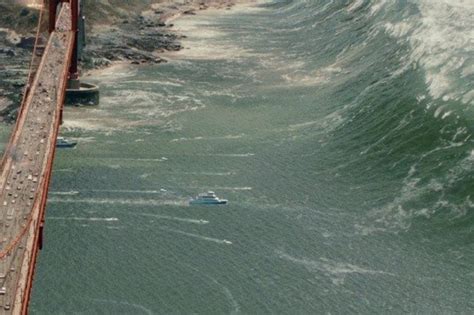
{"left": 0, "top": 4, "right": 75, "bottom": 314}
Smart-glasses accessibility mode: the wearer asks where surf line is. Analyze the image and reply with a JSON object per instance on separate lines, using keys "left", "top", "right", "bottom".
{"left": 160, "top": 226, "right": 232, "bottom": 245}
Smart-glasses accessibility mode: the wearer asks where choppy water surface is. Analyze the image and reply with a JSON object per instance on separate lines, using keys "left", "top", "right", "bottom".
{"left": 26, "top": 0, "right": 473, "bottom": 313}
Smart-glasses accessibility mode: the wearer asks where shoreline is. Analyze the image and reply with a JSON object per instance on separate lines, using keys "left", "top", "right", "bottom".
{"left": 81, "top": 0, "right": 247, "bottom": 71}
{"left": 0, "top": 0, "right": 252, "bottom": 123}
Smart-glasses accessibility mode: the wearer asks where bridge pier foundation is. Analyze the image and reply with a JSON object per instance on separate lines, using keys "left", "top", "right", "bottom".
{"left": 65, "top": 80, "right": 99, "bottom": 106}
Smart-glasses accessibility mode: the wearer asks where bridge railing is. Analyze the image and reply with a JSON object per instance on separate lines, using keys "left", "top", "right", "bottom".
{"left": 0, "top": 2, "right": 76, "bottom": 313}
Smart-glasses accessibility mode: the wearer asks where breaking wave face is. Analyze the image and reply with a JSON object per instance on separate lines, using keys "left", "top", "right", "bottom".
{"left": 263, "top": 0, "right": 473, "bottom": 233}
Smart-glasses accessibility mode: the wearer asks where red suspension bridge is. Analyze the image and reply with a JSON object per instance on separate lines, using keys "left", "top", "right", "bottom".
{"left": 0, "top": 0, "right": 81, "bottom": 313}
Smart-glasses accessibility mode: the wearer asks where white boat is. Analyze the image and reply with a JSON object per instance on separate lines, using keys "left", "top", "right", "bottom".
{"left": 56, "top": 137, "right": 77, "bottom": 148}
{"left": 189, "top": 191, "right": 227, "bottom": 205}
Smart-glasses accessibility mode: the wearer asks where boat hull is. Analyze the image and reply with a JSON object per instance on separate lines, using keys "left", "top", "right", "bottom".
{"left": 56, "top": 143, "right": 77, "bottom": 148}
{"left": 189, "top": 199, "right": 228, "bottom": 205}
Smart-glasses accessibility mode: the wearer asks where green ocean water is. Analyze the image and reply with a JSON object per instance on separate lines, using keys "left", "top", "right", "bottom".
{"left": 22, "top": 1, "right": 474, "bottom": 313}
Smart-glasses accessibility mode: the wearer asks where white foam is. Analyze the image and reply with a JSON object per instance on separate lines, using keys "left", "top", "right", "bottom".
{"left": 281, "top": 62, "right": 347, "bottom": 87}
{"left": 195, "top": 153, "right": 255, "bottom": 157}
{"left": 48, "top": 217, "right": 119, "bottom": 222}
{"left": 165, "top": 13, "right": 252, "bottom": 60}
{"left": 384, "top": 22, "right": 412, "bottom": 38}
{"left": 123, "top": 79, "right": 183, "bottom": 87}
{"left": 170, "top": 134, "right": 245, "bottom": 142}
{"left": 347, "top": 0, "right": 365, "bottom": 13}
{"left": 72, "top": 136, "right": 96, "bottom": 143}
{"left": 462, "top": 90, "right": 474, "bottom": 105}
{"left": 364, "top": 146, "right": 473, "bottom": 231}
{"left": 61, "top": 118, "right": 120, "bottom": 132}
{"left": 84, "top": 189, "right": 162, "bottom": 194}
{"left": 370, "top": 0, "right": 389, "bottom": 15}
{"left": 160, "top": 227, "right": 232, "bottom": 245}
{"left": 48, "top": 197, "right": 189, "bottom": 207}
{"left": 49, "top": 191, "right": 80, "bottom": 196}
{"left": 179, "top": 171, "right": 236, "bottom": 176}
{"left": 385, "top": 0, "right": 474, "bottom": 105}
{"left": 106, "top": 226, "right": 124, "bottom": 230}
{"left": 137, "top": 213, "right": 209, "bottom": 225}
{"left": 288, "top": 121, "right": 318, "bottom": 130}
{"left": 189, "top": 186, "right": 252, "bottom": 191}
{"left": 86, "top": 63, "right": 137, "bottom": 81}
{"left": 164, "top": 3, "right": 266, "bottom": 61}
{"left": 277, "top": 250, "right": 394, "bottom": 285}
{"left": 101, "top": 157, "right": 167, "bottom": 162}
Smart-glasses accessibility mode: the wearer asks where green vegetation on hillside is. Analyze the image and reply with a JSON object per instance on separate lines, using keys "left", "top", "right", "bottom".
{"left": 0, "top": 0, "right": 158, "bottom": 32}
{"left": 83, "top": 0, "right": 154, "bottom": 24}
{"left": 0, "top": 2, "right": 40, "bottom": 32}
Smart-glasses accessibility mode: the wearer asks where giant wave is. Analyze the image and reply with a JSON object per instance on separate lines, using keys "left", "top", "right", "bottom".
{"left": 260, "top": 0, "right": 473, "bottom": 233}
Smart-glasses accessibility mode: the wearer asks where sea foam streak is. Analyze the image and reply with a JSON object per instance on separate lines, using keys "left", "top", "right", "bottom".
{"left": 48, "top": 197, "right": 189, "bottom": 207}
{"left": 161, "top": 227, "right": 232, "bottom": 245}
{"left": 137, "top": 213, "right": 209, "bottom": 225}
{"left": 277, "top": 250, "right": 394, "bottom": 285}
{"left": 49, "top": 191, "right": 80, "bottom": 196}
{"left": 48, "top": 217, "right": 119, "bottom": 222}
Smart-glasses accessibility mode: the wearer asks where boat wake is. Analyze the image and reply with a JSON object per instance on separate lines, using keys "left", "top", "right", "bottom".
{"left": 161, "top": 226, "right": 232, "bottom": 245}
{"left": 48, "top": 216, "right": 119, "bottom": 222}
{"left": 47, "top": 197, "right": 189, "bottom": 207}
{"left": 137, "top": 213, "right": 209, "bottom": 225}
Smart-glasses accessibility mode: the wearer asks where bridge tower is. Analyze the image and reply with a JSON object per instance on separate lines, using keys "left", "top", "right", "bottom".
{"left": 49, "top": 0, "right": 99, "bottom": 105}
